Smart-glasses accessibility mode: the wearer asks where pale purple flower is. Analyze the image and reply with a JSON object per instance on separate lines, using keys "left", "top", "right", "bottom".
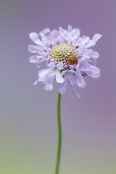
{"left": 28, "top": 25, "right": 102, "bottom": 96}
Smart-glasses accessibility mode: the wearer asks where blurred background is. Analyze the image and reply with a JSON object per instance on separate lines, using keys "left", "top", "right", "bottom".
{"left": 0, "top": 0, "right": 116, "bottom": 174}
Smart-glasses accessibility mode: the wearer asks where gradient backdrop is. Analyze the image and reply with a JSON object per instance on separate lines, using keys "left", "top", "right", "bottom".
{"left": 0, "top": 0, "right": 116, "bottom": 174}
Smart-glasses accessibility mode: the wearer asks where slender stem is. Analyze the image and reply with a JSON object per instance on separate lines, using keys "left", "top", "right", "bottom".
{"left": 55, "top": 93, "right": 62, "bottom": 174}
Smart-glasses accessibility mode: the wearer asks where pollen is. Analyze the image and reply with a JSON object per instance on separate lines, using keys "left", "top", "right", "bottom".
{"left": 67, "top": 55, "right": 78, "bottom": 65}
{"left": 50, "top": 44, "right": 78, "bottom": 69}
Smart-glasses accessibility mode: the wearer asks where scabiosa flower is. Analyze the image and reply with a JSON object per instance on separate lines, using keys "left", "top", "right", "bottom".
{"left": 28, "top": 25, "right": 102, "bottom": 174}
{"left": 28, "top": 25, "right": 102, "bottom": 97}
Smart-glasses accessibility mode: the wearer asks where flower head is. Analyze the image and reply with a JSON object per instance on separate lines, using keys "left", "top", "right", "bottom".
{"left": 28, "top": 25, "right": 102, "bottom": 97}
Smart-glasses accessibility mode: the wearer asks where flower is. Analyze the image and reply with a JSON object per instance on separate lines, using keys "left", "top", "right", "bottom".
{"left": 28, "top": 25, "right": 102, "bottom": 96}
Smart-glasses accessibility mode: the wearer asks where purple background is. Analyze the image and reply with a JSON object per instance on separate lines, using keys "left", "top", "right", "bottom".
{"left": 0, "top": 0, "right": 116, "bottom": 174}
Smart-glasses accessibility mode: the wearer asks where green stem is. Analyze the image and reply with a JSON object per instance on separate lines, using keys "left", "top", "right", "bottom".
{"left": 55, "top": 93, "right": 62, "bottom": 174}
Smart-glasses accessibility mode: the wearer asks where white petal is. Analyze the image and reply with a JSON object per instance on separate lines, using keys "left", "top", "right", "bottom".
{"left": 33, "top": 78, "right": 39, "bottom": 85}
{"left": 41, "top": 37, "right": 52, "bottom": 46}
{"left": 81, "top": 36, "right": 90, "bottom": 45}
{"left": 75, "top": 74, "right": 86, "bottom": 89}
{"left": 62, "top": 70, "right": 68, "bottom": 76}
{"left": 85, "top": 40, "right": 95, "bottom": 48}
{"left": 69, "top": 80, "right": 80, "bottom": 97}
{"left": 44, "top": 73, "right": 54, "bottom": 91}
{"left": 92, "top": 33, "right": 102, "bottom": 43}
{"left": 38, "top": 68, "right": 50, "bottom": 82}
{"left": 47, "top": 62, "right": 55, "bottom": 68}
{"left": 83, "top": 55, "right": 90, "bottom": 59}
{"left": 28, "top": 45, "right": 38, "bottom": 53}
{"left": 43, "top": 28, "right": 50, "bottom": 34}
{"left": 51, "top": 30, "right": 59, "bottom": 39}
{"left": 71, "top": 28, "right": 80, "bottom": 41}
{"left": 90, "top": 50, "right": 99, "bottom": 58}
{"left": 88, "top": 57, "right": 97, "bottom": 66}
{"left": 73, "top": 28, "right": 80, "bottom": 36}
{"left": 44, "top": 32, "right": 52, "bottom": 40}
{"left": 71, "top": 34, "right": 79, "bottom": 41}
{"left": 56, "top": 71, "right": 64, "bottom": 83}
{"left": 28, "top": 45, "right": 44, "bottom": 54}
{"left": 29, "top": 55, "right": 43, "bottom": 63}
{"left": 77, "top": 58, "right": 86, "bottom": 70}
{"left": 85, "top": 33, "right": 102, "bottom": 48}
{"left": 72, "top": 37, "right": 82, "bottom": 46}
{"left": 39, "top": 28, "right": 50, "bottom": 38}
{"left": 56, "top": 62, "right": 64, "bottom": 70}
{"left": 36, "top": 59, "right": 46, "bottom": 68}
{"left": 59, "top": 27, "right": 64, "bottom": 35}
{"left": 29, "top": 33, "right": 44, "bottom": 46}
{"left": 58, "top": 36, "right": 67, "bottom": 44}
{"left": 38, "top": 68, "right": 51, "bottom": 78}
{"left": 58, "top": 79, "right": 67, "bottom": 94}
{"left": 81, "top": 64, "right": 100, "bottom": 78}
{"left": 68, "top": 25, "right": 73, "bottom": 32}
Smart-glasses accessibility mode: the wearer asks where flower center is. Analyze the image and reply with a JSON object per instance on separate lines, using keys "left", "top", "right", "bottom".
{"left": 50, "top": 44, "right": 78, "bottom": 68}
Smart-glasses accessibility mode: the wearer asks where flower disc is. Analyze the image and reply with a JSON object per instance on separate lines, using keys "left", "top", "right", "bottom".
{"left": 50, "top": 44, "right": 78, "bottom": 68}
